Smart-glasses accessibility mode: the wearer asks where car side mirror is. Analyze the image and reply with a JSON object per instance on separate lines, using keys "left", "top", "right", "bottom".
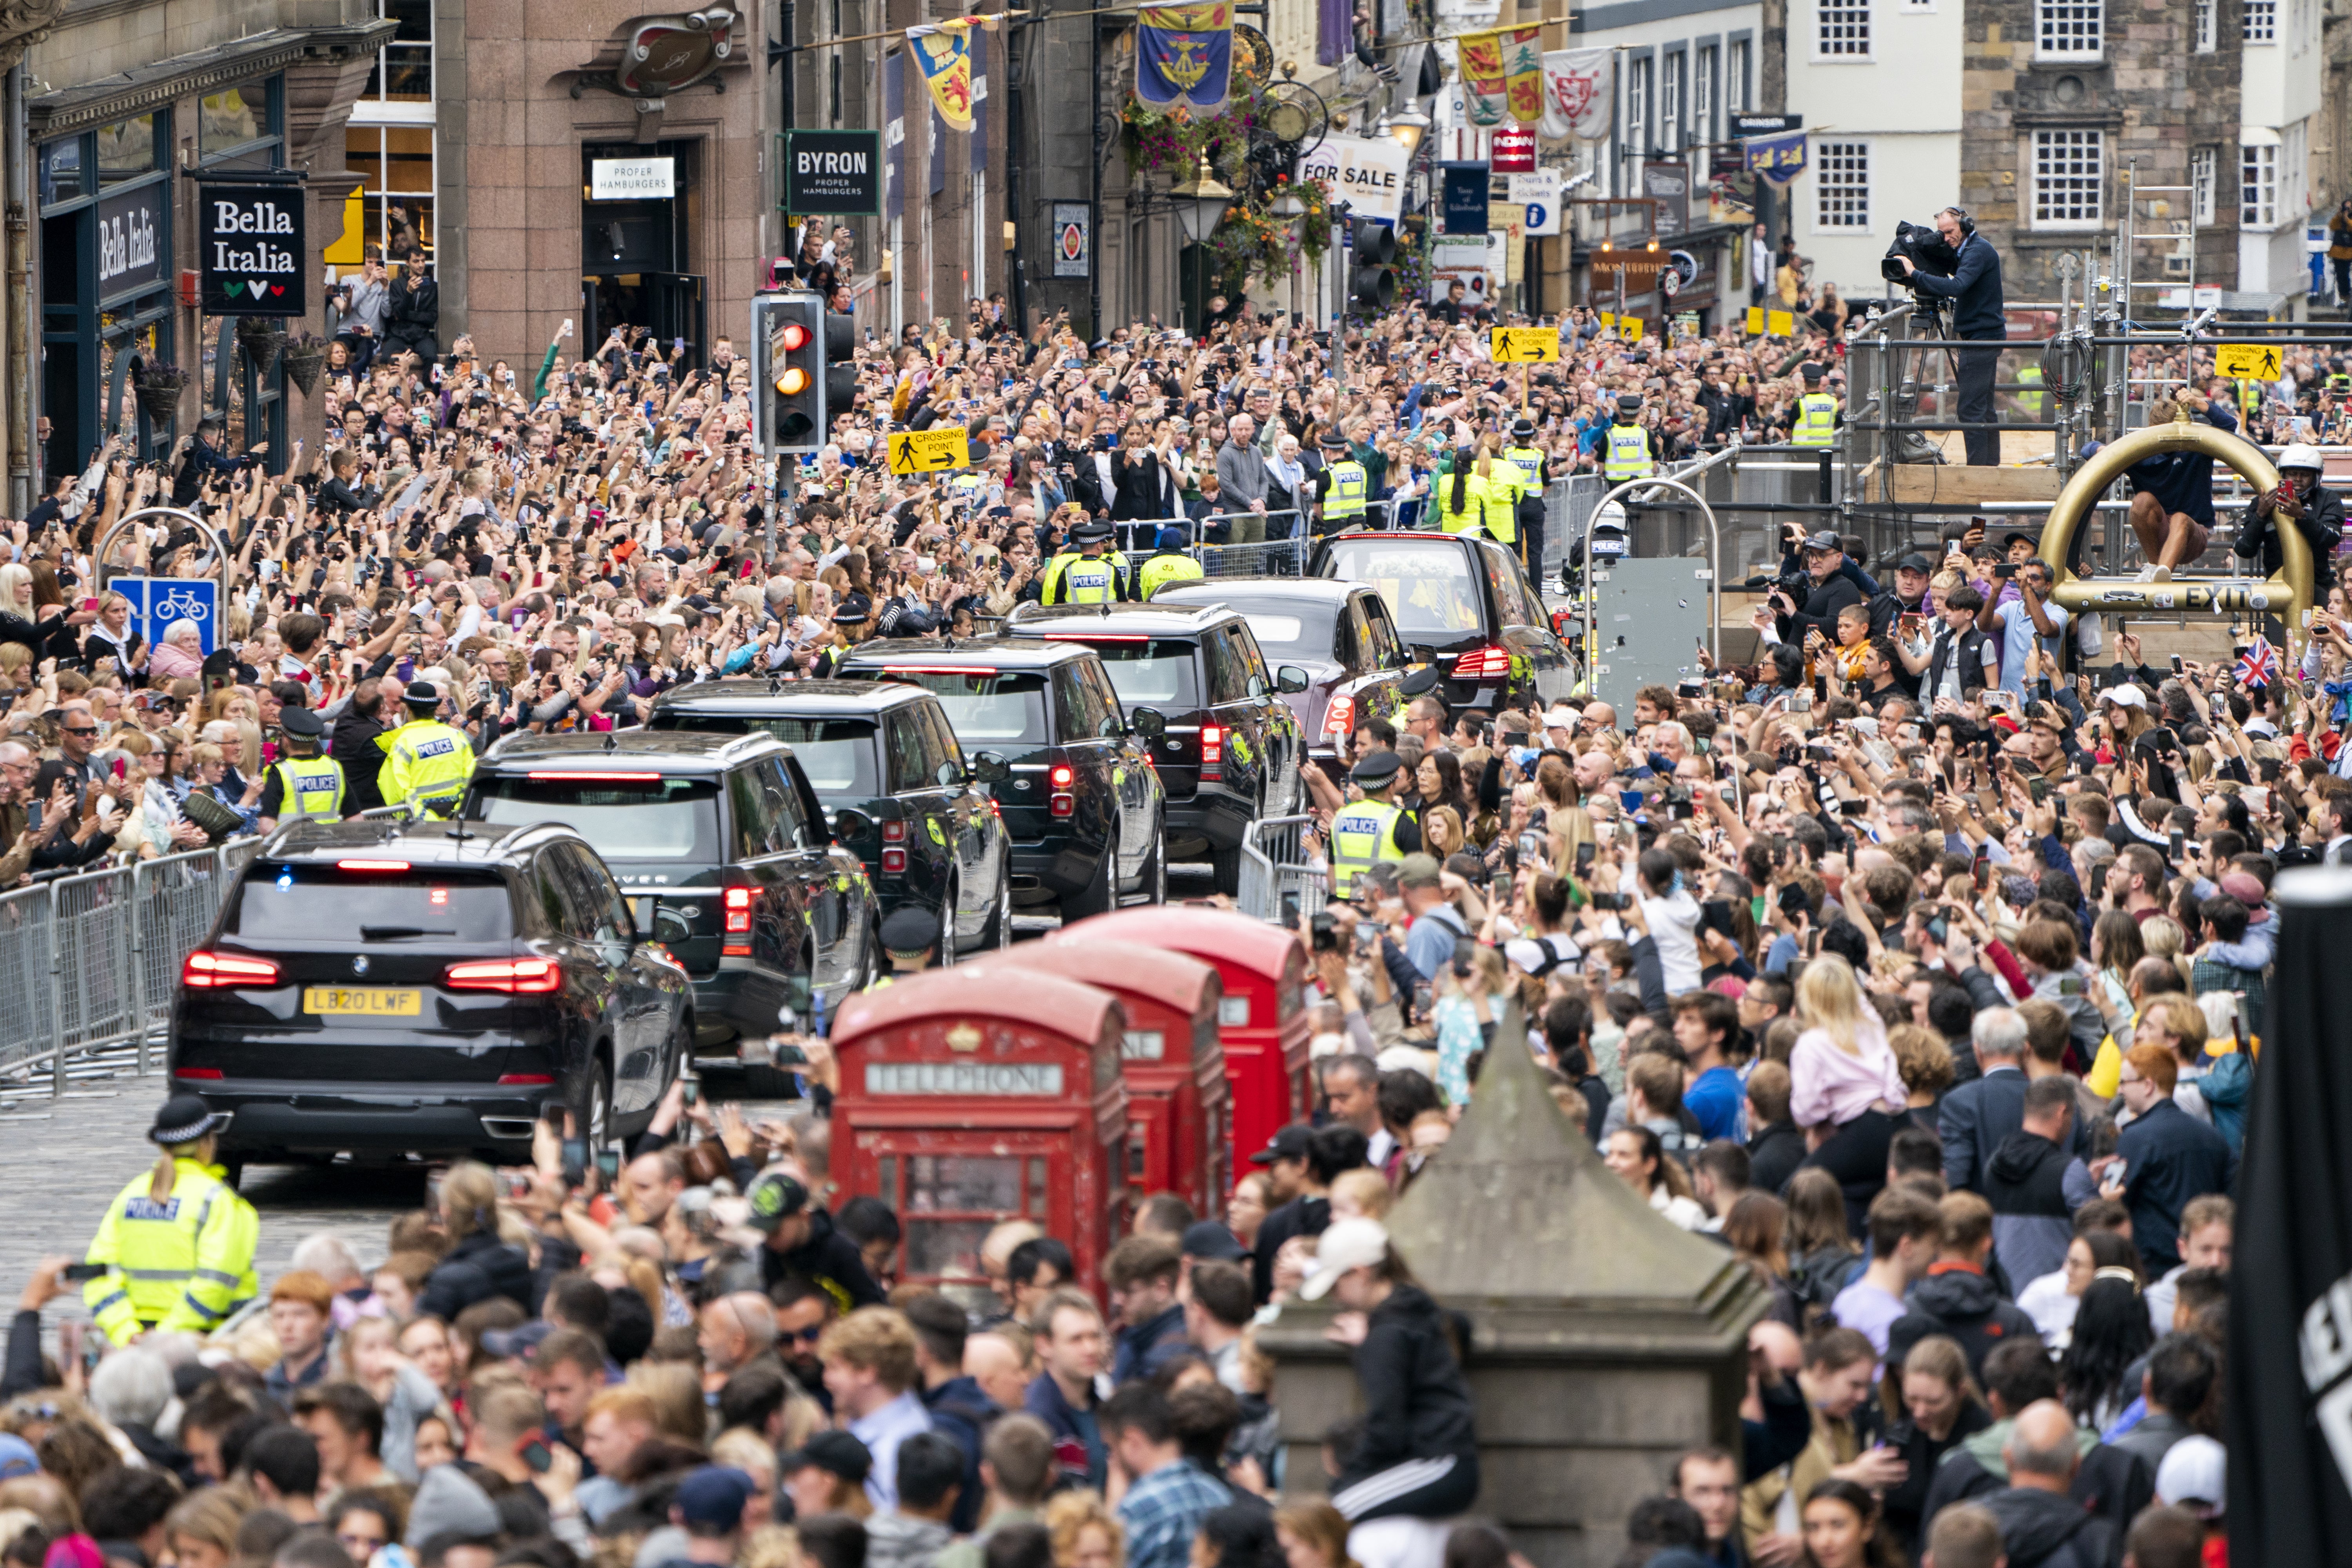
{"left": 1276, "top": 664, "right": 1310, "bottom": 694}
{"left": 971, "top": 750, "right": 1012, "bottom": 784}
{"left": 831, "top": 807, "right": 873, "bottom": 843}
{"left": 649, "top": 903, "right": 693, "bottom": 944}
{"left": 935, "top": 759, "right": 963, "bottom": 788}
{"left": 1247, "top": 673, "right": 1270, "bottom": 699}
{"left": 1410, "top": 643, "right": 1440, "bottom": 666}
{"left": 1129, "top": 708, "right": 1167, "bottom": 741}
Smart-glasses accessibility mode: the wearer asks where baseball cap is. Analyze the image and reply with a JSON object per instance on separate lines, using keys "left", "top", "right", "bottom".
{"left": 1799, "top": 530, "right": 1842, "bottom": 553}
{"left": 1542, "top": 704, "right": 1579, "bottom": 728}
{"left": 2103, "top": 683, "right": 2149, "bottom": 710}
{"left": 0, "top": 1435, "right": 34, "bottom": 1480}
{"left": 674, "top": 1466, "right": 756, "bottom": 1530}
{"left": 1180, "top": 1221, "right": 1247, "bottom": 1262}
{"left": 1248, "top": 1125, "right": 1314, "bottom": 1166}
{"left": 2154, "top": 1436, "right": 2225, "bottom": 1519}
{"left": 780, "top": 1430, "right": 873, "bottom": 1484}
{"left": 1299, "top": 1217, "right": 1392, "bottom": 1301}
{"left": 743, "top": 1169, "right": 811, "bottom": 1231}
{"left": 1895, "top": 552, "right": 1935, "bottom": 574}
{"left": 1397, "top": 853, "right": 1443, "bottom": 889}
{"left": 2219, "top": 871, "right": 2267, "bottom": 907}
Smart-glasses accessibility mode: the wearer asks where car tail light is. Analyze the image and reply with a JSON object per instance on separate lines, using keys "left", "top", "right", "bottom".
{"left": 1050, "top": 765, "right": 1074, "bottom": 788}
{"left": 445, "top": 958, "right": 562, "bottom": 993}
{"left": 1049, "top": 762, "right": 1075, "bottom": 818}
{"left": 1324, "top": 693, "right": 1355, "bottom": 737}
{"left": 523, "top": 771, "right": 661, "bottom": 782}
{"left": 882, "top": 848, "right": 907, "bottom": 873}
{"left": 1452, "top": 644, "right": 1511, "bottom": 681}
{"left": 172, "top": 1067, "right": 223, "bottom": 1080}
{"left": 497, "top": 1073, "right": 556, "bottom": 1085}
{"left": 1200, "top": 724, "right": 1225, "bottom": 782}
{"left": 336, "top": 859, "right": 411, "bottom": 873}
{"left": 182, "top": 950, "right": 281, "bottom": 989}
{"left": 883, "top": 820, "right": 906, "bottom": 842}
{"left": 724, "top": 887, "right": 753, "bottom": 935}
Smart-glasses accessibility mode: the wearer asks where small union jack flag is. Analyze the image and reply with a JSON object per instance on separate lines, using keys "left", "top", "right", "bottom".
{"left": 2236, "top": 635, "right": 2279, "bottom": 688}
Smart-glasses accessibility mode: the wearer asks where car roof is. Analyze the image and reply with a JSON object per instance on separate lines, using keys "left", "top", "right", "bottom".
{"left": 1152, "top": 577, "right": 1363, "bottom": 607}
{"left": 254, "top": 817, "right": 584, "bottom": 868}
{"left": 842, "top": 635, "right": 1086, "bottom": 670}
{"left": 479, "top": 730, "right": 788, "bottom": 771}
{"left": 1004, "top": 602, "right": 1241, "bottom": 639}
{"left": 652, "top": 678, "right": 926, "bottom": 716}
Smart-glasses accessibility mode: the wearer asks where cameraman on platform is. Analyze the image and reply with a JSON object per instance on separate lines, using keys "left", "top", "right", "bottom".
{"left": 1891, "top": 207, "right": 2006, "bottom": 466}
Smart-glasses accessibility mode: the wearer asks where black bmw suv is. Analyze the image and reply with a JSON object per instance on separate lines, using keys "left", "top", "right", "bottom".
{"left": 1311, "top": 530, "right": 1575, "bottom": 713}
{"left": 832, "top": 636, "right": 1168, "bottom": 916}
{"left": 169, "top": 819, "right": 690, "bottom": 1174}
{"left": 1002, "top": 602, "right": 1304, "bottom": 892}
{"left": 646, "top": 679, "right": 1015, "bottom": 960}
{"left": 462, "top": 731, "right": 882, "bottom": 1051}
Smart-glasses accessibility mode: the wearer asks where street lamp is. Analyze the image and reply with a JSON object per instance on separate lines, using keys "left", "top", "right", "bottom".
{"left": 1170, "top": 152, "right": 1234, "bottom": 245}
{"left": 1387, "top": 105, "right": 1430, "bottom": 153}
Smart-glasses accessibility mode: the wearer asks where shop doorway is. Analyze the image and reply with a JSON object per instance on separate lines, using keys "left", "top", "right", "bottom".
{"left": 581, "top": 140, "right": 706, "bottom": 371}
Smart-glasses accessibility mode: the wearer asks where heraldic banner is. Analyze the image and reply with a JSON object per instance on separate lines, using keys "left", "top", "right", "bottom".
{"left": 1136, "top": 2, "right": 1234, "bottom": 113}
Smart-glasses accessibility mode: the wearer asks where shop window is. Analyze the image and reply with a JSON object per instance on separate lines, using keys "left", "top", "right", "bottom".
{"left": 363, "top": 0, "right": 435, "bottom": 103}
{"left": 38, "top": 141, "right": 82, "bottom": 207}
{"left": 94, "top": 114, "right": 155, "bottom": 189}
{"left": 342, "top": 125, "right": 436, "bottom": 264}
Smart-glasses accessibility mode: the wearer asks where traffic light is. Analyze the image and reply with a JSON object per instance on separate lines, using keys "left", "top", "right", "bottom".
{"left": 820, "top": 306, "right": 857, "bottom": 430}
{"left": 1348, "top": 219, "right": 1398, "bottom": 313}
{"left": 753, "top": 291, "right": 826, "bottom": 454}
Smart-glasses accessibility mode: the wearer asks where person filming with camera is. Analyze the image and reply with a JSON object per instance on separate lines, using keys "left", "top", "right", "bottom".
{"left": 1891, "top": 207, "right": 2007, "bottom": 466}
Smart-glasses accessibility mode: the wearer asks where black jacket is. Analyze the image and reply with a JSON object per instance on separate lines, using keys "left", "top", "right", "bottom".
{"left": 758, "top": 1207, "right": 887, "bottom": 1309}
{"left": 1924, "top": 1430, "right": 2151, "bottom": 1552}
{"left": 1886, "top": 1263, "right": 2041, "bottom": 1382}
{"left": 1251, "top": 1192, "right": 1330, "bottom": 1304}
{"left": 1983, "top": 1130, "right": 2077, "bottom": 1289}
{"left": 1335, "top": 1283, "right": 1477, "bottom": 1492}
{"left": 384, "top": 274, "right": 440, "bottom": 346}
{"left": 1773, "top": 571, "right": 1864, "bottom": 646}
{"left": 1908, "top": 233, "right": 2007, "bottom": 338}
{"left": 417, "top": 1230, "right": 534, "bottom": 1321}
{"left": 2236, "top": 481, "right": 2344, "bottom": 592}
{"left": 1977, "top": 1485, "right": 2116, "bottom": 1568}
{"left": 172, "top": 435, "right": 244, "bottom": 506}
{"left": 1880, "top": 1401, "right": 1993, "bottom": 1557}
{"left": 1748, "top": 1120, "right": 1806, "bottom": 1198}
{"left": 921, "top": 1374, "right": 1000, "bottom": 1533}
{"left": 332, "top": 707, "right": 393, "bottom": 815}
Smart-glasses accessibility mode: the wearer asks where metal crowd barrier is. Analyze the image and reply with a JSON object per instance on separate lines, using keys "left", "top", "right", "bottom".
{"left": 1235, "top": 813, "right": 1327, "bottom": 926}
{"left": 0, "top": 842, "right": 260, "bottom": 1096}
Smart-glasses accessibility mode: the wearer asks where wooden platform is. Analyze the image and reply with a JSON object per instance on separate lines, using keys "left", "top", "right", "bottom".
{"left": 1854, "top": 462, "right": 2064, "bottom": 506}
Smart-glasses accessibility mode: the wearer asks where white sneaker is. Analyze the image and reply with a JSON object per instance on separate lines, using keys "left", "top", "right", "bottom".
{"left": 2134, "top": 564, "right": 2159, "bottom": 583}
{"left": 2149, "top": 564, "right": 2173, "bottom": 582}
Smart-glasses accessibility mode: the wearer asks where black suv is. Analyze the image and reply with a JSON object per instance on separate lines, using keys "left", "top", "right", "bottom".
{"left": 646, "top": 679, "right": 1014, "bottom": 960}
{"left": 169, "top": 819, "right": 690, "bottom": 1172}
{"left": 832, "top": 636, "right": 1168, "bottom": 916}
{"left": 1002, "top": 602, "right": 1304, "bottom": 892}
{"left": 1149, "top": 578, "right": 1411, "bottom": 764}
{"left": 1311, "top": 530, "right": 1575, "bottom": 713}
{"left": 461, "top": 731, "right": 881, "bottom": 1051}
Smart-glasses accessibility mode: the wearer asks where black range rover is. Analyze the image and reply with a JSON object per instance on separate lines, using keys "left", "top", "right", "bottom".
{"left": 646, "top": 679, "right": 1014, "bottom": 960}
{"left": 170, "top": 819, "right": 689, "bottom": 1173}
{"left": 462, "top": 731, "right": 881, "bottom": 1049}
{"left": 1002, "top": 602, "right": 1304, "bottom": 892}
{"left": 831, "top": 636, "right": 1168, "bottom": 916}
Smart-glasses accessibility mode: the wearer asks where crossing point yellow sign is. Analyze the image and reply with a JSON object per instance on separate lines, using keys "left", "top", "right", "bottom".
{"left": 887, "top": 429, "right": 970, "bottom": 474}
{"left": 1490, "top": 327, "right": 1561, "bottom": 363}
{"left": 2214, "top": 343, "right": 2284, "bottom": 381}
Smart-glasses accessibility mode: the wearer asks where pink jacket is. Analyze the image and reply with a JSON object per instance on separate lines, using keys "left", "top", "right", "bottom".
{"left": 1789, "top": 1014, "right": 1907, "bottom": 1129}
{"left": 149, "top": 639, "right": 203, "bottom": 682}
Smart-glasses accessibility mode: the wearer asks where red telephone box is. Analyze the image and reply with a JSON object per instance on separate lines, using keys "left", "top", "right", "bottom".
{"left": 1052, "top": 908, "right": 1311, "bottom": 1184}
{"left": 830, "top": 965, "right": 1131, "bottom": 1290}
{"left": 994, "top": 941, "right": 1230, "bottom": 1221}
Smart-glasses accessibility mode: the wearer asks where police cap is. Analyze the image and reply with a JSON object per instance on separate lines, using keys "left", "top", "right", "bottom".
{"left": 1072, "top": 520, "right": 1115, "bottom": 546}
{"left": 1511, "top": 417, "right": 1536, "bottom": 439}
{"left": 279, "top": 707, "right": 325, "bottom": 739}
{"left": 1615, "top": 395, "right": 1642, "bottom": 416}
{"left": 401, "top": 682, "right": 444, "bottom": 710}
{"left": 1350, "top": 749, "right": 1405, "bottom": 789}
{"left": 880, "top": 905, "right": 941, "bottom": 956}
{"left": 1801, "top": 363, "right": 1826, "bottom": 383}
{"left": 1319, "top": 430, "right": 1350, "bottom": 452}
{"left": 832, "top": 592, "right": 874, "bottom": 625}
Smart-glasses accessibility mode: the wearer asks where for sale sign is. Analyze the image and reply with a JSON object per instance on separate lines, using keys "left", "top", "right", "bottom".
{"left": 198, "top": 184, "right": 306, "bottom": 316}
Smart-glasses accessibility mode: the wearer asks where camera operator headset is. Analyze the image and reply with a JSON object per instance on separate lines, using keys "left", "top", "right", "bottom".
{"left": 1889, "top": 207, "right": 2007, "bottom": 468}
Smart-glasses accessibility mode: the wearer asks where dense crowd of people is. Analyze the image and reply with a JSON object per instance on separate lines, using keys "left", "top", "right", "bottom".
{"left": 0, "top": 270, "right": 2307, "bottom": 1568}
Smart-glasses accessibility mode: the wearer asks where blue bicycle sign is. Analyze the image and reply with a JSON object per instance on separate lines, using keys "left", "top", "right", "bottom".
{"left": 113, "top": 577, "right": 220, "bottom": 655}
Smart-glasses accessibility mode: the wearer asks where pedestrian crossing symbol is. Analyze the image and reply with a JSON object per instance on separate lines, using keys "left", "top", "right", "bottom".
{"left": 1490, "top": 327, "right": 1561, "bottom": 363}
{"left": 887, "top": 429, "right": 971, "bottom": 474}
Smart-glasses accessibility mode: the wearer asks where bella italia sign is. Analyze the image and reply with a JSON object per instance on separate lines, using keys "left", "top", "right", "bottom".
{"left": 198, "top": 183, "right": 306, "bottom": 316}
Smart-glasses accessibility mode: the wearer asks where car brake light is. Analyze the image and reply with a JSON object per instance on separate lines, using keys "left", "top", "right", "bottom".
{"left": 1201, "top": 724, "right": 1225, "bottom": 782}
{"left": 1040, "top": 632, "right": 1148, "bottom": 641}
{"left": 724, "top": 886, "right": 753, "bottom": 934}
{"left": 497, "top": 1073, "right": 556, "bottom": 1085}
{"left": 1452, "top": 644, "right": 1511, "bottom": 681}
{"left": 1050, "top": 765, "right": 1074, "bottom": 788}
{"left": 884, "top": 666, "right": 997, "bottom": 676}
{"left": 182, "top": 950, "right": 281, "bottom": 989}
{"left": 445, "top": 958, "right": 563, "bottom": 993}
{"left": 524, "top": 771, "right": 661, "bottom": 782}
{"left": 336, "top": 859, "right": 411, "bottom": 873}
{"left": 882, "top": 848, "right": 908, "bottom": 873}
{"left": 1324, "top": 693, "right": 1354, "bottom": 736}
{"left": 883, "top": 820, "right": 906, "bottom": 842}
{"left": 172, "top": 1067, "right": 223, "bottom": 1080}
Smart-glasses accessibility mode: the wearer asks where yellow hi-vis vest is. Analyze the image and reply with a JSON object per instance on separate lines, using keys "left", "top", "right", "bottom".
{"left": 1437, "top": 471, "right": 1500, "bottom": 535}
{"left": 270, "top": 755, "right": 346, "bottom": 822}
{"left": 376, "top": 719, "right": 475, "bottom": 818}
{"left": 84, "top": 1157, "right": 260, "bottom": 1344}
{"left": 1328, "top": 799, "right": 1409, "bottom": 895}
{"left": 1501, "top": 445, "right": 1545, "bottom": 503}
{"left": 1042, "top": 550, "right": 1126, "bottom": 605}
{"left": 1791, "top": 392, "right": 1840, "bottom": 446}
{"left": 1604, "top": 423, "right": 1655, "bottom": 479}
{"left": 1323, "top": 460, "right": 1368, "bottom": 520}
{"left": 1140, "top": 551, "right": 1206, "bottom": 599}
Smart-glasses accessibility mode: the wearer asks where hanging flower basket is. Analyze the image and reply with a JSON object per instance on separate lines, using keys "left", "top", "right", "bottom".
{"left": 237, "top": 317, "right": 288, "bottom": 374}
{"left": 131, "top": 361, "right": 188, "bottom": 425}
{"left": 279, "top": 332, "right": 330, "bottom": 396}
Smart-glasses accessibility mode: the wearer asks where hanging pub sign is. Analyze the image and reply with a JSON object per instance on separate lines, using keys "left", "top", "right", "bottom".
{"left": 198, "top": 184, "right": 306, "bottom": 317}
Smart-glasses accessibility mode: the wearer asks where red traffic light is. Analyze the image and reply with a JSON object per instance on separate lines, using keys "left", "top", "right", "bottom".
{"left": 777, "top": 321, "right": 812, "bottom": 352}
